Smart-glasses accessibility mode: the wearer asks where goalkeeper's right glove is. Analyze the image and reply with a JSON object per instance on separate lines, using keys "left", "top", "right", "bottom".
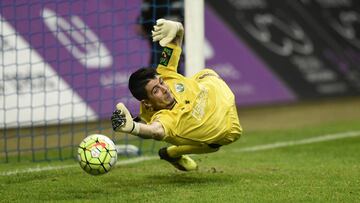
{"left": 111, "top": 103, "right": 140, "bottom": 135}
{"left": 152, "top": 19, "right": 183, "bottom": 47}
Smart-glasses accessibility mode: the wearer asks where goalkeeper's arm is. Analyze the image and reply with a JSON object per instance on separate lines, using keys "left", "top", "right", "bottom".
{"left": 136, "top": 122, "right": 165, "bottom": 140}
{"left": 152, "top": 19, "right": 184, "bottom": 47}
{"left": 111, "top": 103, "right": 165, "bottom": 140}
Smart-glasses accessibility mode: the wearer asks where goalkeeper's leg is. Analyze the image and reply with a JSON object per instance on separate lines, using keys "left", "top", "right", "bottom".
{"left": 158, "top": 145, "right": 219, "bottom": 171}
{"left": 167, "top": 145, "right": 219, "bottom": 157}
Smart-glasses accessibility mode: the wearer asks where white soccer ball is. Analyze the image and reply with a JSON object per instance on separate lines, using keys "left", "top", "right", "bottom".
{"left": 77, "top": 134, "right": 117, "bottom": 175}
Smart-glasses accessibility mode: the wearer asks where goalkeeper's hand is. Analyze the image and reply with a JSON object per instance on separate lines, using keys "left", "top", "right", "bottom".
{"left": 152, "top": 19, "right": 183, "bottom": 47}
{"left": 111, "top": 103, "right": 140, "bottom": 135}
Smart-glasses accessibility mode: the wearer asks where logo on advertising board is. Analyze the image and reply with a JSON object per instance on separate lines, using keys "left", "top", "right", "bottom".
{"left": 295, "top": 0, "right": 360, "bottom": 90}
{"left": 207, "top": 0, "right": 360, "bottom": 98}
{"left": 42, "top": 8, "right": 113, "bottom": 69}
{"left": 0, "top": 14, "right": 97, "bottom": 127}
{"left": 204, "top": 5, "right": 296, "bottom": 106}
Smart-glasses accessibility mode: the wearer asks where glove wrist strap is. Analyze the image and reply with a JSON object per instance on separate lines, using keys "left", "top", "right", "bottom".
{"left": 130, "top": 122, "right": 140, "bottom": 135}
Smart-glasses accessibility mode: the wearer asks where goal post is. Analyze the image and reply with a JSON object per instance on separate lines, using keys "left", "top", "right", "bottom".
{"left": 184, "top": 0, "right": 205, "bottom": 77}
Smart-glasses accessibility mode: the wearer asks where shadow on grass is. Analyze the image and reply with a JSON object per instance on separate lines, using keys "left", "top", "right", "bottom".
{"left": 145, "top": 171, "right": 235, "bottom": 185}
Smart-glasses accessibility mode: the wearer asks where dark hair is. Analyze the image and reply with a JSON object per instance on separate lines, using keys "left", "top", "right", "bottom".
{"left": 128, "top": 68, "right": 158, "bottom": 101}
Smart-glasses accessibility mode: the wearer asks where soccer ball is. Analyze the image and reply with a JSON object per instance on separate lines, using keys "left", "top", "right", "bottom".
{"left": 77, "top": 134, "right": 117, "bottom": 175}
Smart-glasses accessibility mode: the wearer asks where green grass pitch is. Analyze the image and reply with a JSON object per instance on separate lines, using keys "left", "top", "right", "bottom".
{"left": 1, "top": 99, "right": 360, "bottom": 202}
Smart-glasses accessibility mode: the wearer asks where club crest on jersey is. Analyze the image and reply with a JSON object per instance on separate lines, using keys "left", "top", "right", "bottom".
{"left": 159, "top": 47, "right": 173, "bottom": 66}
{"left": 175, "top": 83, "right": 185, "bottom": 92}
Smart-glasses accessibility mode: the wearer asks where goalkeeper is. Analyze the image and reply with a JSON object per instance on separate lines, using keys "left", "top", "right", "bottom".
{"left": 111, "top": 19, "right": 242, "bottom": 171}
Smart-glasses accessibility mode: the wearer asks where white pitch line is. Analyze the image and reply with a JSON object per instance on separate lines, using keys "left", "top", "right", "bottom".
{"left": 1, "top": 131, "right": 360, "bottom": 176}
{"left": 235, "top": 130, "right": 360, "bottom": 152}
{"left": 0, "top": 156, "right": 157, "bottom": 176}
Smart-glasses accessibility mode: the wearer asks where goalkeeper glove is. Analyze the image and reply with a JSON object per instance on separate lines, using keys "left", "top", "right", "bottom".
{"left": 152, "top": 19, "right": 183, "bottom": 47}
{"left": 111, "top": 103, "right": 140, "bottom": 135}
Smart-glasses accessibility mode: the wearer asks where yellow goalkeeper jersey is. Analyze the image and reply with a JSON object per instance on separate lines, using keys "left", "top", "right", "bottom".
{"left": 139, "top": 43, "right": 242, "bottom": 145}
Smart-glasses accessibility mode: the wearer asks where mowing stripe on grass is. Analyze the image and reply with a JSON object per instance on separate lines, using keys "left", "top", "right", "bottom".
{"left": 2, "top": 130, "right": 360, "bottom": 176}
{"left": 236, "top": 130, "right": 360, "bottom": 152}
{"left": 0, "top": 156, "right": 157, "bottom": 176}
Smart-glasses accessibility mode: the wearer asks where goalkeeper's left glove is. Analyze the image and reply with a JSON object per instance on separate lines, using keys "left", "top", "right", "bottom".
{"left": 152, "top": 19, "right": 183, "bottom": 47}
{"left": 111, "top": 103, "right": 140, "bottom": 135}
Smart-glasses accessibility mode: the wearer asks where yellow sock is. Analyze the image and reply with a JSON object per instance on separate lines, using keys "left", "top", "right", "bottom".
{"left": 167, "top": 145, "right": 219, "bottom": 158}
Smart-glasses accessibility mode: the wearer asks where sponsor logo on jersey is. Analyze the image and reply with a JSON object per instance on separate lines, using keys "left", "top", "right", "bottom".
{"left": 192, "top": 86, "right": 208, "bottom": 120}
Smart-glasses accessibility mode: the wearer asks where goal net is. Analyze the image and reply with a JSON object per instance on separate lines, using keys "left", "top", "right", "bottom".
{"left": 0, "top": 0, "right": 187, "bottom": 163}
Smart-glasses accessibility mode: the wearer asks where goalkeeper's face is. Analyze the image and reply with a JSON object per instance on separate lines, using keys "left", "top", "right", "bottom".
{"left": 143, "top": 76, "right": 175, "bottom": 110}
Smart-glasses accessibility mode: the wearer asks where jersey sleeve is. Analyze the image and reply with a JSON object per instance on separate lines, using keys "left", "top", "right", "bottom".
{"left": 150, "top": 110, "right": 177, "bottom": 141}
{"left": 156, "top": 43, "right": 182, "bottom": 74}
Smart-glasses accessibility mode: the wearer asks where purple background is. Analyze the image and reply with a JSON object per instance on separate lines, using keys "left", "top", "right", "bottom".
{"left": 1, "top": 1, "right": 296, "bottom": 119}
